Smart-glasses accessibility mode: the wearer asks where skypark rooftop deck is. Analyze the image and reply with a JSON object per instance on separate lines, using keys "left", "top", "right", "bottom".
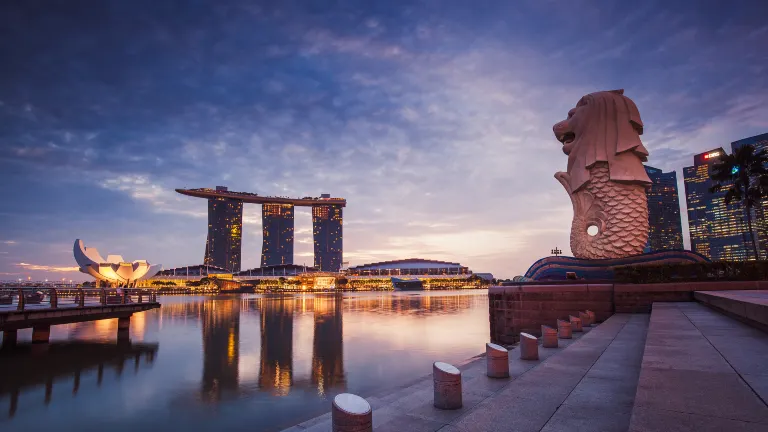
{"left": 176, "top": 188, "right": 346, "bottom": 207}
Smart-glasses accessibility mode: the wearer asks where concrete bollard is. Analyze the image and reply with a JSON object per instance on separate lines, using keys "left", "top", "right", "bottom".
{"left": 541, "top": 325, "right": 558, "bottom": 348}
{"left": 433, "top": 361, "right": 462, "bottom": 410}
{"left": 519, "top": 332, "right": 539, "bottom": 360}
{"left": 557, "top": 319, "right": 572, "bottom": 339}
{"left": 570, "top": 315, "right": 583, "bottom": 332}
{"left": 332, "top": 393, "right": 372, "bottom": 432}
{"left": 579, "top": 311, "right": 590, "bottom": 327}
{"left": 486, "top": 343, "right": 509, "bottom": 378}
{"left": 587, "top": 310, "right": 596, "bottom": 326}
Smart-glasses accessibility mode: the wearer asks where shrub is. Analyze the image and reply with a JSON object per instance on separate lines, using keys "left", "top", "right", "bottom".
{"left": 614, "top": 261, "right": 768, "bottom": 283}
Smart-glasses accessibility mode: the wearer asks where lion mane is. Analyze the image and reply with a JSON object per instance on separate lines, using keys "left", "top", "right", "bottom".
{"left": 554, "top": 89, "right": 651, "bottom": 192}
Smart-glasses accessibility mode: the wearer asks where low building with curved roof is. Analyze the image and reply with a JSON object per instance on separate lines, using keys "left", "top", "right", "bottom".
{"left": 346, "top": 258, "right": 470, "bottom": 276}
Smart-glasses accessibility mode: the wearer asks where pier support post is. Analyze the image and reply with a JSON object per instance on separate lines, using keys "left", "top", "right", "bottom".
{"left": 570, "top": 315, "right": 583, "bottom": 332}
{"left": 557, "top": 319, "right": 572, "bottom": 339}
{"left": 117, "top": 316, "right": 131, "bottom": 342}
{"left": 9, "top": 389, "right": 19, "bottom": 418}
{"left": 433, "top": 361, "right": 462, "bottom": 410}
{"left": 44, "top": 378, "right": 53, "bottom": 405}
{"left": 541, "top": 325, "right": 558, "bottom": 348}
{"left": 520, "top": 332, "right": 539, "bottom": 360}
{"left": 73, "top": 370, "right": 81, "bottom": 395}
{"left": 32, "top": 325, "right": 50, "bottom": 344}
{"left": 331, "top": 393, "right": 372, "bottom": 432}
{"left": 486, "top": 342, "right": 509, "bottom": 378}
{"left": 2, "top": 330, "right": 18, "bottom": 349}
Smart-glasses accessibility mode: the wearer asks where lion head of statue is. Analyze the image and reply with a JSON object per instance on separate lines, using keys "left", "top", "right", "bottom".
{"left": 553, "top": 89, "right": 651, "bottom": 192}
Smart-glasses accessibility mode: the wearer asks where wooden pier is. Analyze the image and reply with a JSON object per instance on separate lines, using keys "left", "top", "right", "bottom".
{"left": 0, "top": 288, "right": 160, "bottom": 347}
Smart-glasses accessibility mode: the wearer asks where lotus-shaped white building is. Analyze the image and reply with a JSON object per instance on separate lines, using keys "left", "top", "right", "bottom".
{"left": 74, "top": 239, "right": 162, "bottom": 286}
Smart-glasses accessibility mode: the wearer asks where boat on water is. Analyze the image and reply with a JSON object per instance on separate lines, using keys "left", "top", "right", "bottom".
{"left": 0, "top": 293, "right": 13, "bottom": 305}
{"left": 24, "top": 291, "right": 45, "bottom": 304}
{"left": 391, "top": 277, "right": 424, "bottom": 291}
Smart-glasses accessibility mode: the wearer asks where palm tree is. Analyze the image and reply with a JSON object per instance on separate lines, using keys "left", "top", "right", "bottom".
{"left": 710, "top": 144, "right": 768, "bottom": 260}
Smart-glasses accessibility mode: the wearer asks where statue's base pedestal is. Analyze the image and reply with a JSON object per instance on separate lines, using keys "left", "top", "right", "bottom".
{"left": 522, "top": 250, "right": 708, "bottom": 281}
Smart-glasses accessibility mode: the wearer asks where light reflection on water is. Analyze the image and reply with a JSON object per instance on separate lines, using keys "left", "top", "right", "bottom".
{"left": 0, "top": 290, "right": 489, "bottom": 431}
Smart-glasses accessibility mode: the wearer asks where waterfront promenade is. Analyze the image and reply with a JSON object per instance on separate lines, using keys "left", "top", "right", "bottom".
{"left": 284, "top": 300, "right": 768, "bottom": 431}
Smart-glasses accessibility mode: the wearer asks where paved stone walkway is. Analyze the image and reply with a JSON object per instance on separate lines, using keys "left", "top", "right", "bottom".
{"left": 284, "top": 313, "right": 648, "bottom": 432}
{"left": 628, "top": 302, "right": 768, "bottom": 432}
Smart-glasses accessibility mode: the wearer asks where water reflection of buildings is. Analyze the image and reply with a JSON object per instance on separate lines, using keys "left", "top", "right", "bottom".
{"left": 311, "top": 296, "right": 345, "bottom": 395}
{"left": 1, "top": 342, "right": 158, "bottom": 418}
{"left": 259, "top": 297, "right": 294, "bottom": 395}
{"left": 201, "top": 299, "right": 240, "bottom": 402}
{"left": 178, "top": 293, "right": 477, "bottom": 402}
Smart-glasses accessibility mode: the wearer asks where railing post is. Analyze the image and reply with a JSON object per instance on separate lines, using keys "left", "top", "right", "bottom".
{"left": 17, "top": 288, "right": 25, "bottom": 311}
{"left": 78, "top": 288, "right": 85, "bottom": 307}
{"left": 50, "top": 288, "right": 58, "bottom": 309}
{"left": 101, "top": 288, "right": 106, "bottom": 305}
{"left": 138, "top": 291, "right": 143, "bottom": 303}
{"left": 121, "top": 289, "right": 126, "bottom": 304}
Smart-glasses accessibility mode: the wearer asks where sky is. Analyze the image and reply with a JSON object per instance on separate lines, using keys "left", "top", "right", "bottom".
{"left": 1, "top": 0, "right": 767, "bottom": 281}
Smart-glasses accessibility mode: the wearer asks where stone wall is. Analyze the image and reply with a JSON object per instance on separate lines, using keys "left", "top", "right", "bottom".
{"left": 489, "top": 280, "right": 768, "bottom": 344}
{"left": 489, "top": 284, "right": 612, "bottom": 344}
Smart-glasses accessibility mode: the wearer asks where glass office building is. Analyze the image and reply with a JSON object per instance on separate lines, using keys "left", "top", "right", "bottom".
{"left": 204, "top": 187, "right": 243, "bottom": 272}
{"left": 312, "top": 204, "right": 343, "bottom": 272}
{"left": 644, "top": 166, "right": 684, "bottom": 251}
{"left": 261, "top": 203, "right": 295, "bottom": 267}
{"left": 683, "top": 149, "right": 763, "bottom": 261}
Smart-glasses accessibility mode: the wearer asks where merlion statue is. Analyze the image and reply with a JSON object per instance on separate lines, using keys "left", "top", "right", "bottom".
{"left": 553, "top": 89, "right": 651, "bottom": 259}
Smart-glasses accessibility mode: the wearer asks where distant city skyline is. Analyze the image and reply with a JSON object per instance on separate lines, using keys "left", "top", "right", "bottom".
{"left": 684, "top": 143, "right": 767, "bottom": 261}
{"left": 1, "top": 1, "right": 767, "bottom": 280}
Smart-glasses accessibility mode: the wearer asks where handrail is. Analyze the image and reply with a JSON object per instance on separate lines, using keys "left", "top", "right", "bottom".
{"left": 0, "top": 287, "right": 160, "bottom": 312}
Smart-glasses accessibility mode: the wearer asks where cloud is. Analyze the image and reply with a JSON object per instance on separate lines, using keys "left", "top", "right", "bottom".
{"left": 2, "top": 240, "right": 17, "bottom": 245}
{"left": 1, "top": 0, "right": 766, "bottom": 278}
{"left": 16, "top": 262, "right": 80, "bottom": 272}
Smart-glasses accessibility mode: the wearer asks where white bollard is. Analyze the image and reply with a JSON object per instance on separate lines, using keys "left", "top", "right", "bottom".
{"left": 557, "top": 319, "right": 572, "bottom": 339}
{"left": 433, "top": 361, "right": 462, "bottom": 410}
{"left": 579, "top": 311, "right": 590, "bottom": 327}
{"left": 587, "top": 310, "right": 596, "bottom": 326}
{"left": 332, "top": 393, "right": 372, "bottom": 432}
{"left": 519, "top": 332, "right": 539, "bottom": 360}
{"left": 570, "top": 315, "right": 583, "bottom": 332}
{"left": 541, "top": 325, "right": 558, "bottom": 348}
{"left": 486, "top": 343, "right": 509, "bottom": 378}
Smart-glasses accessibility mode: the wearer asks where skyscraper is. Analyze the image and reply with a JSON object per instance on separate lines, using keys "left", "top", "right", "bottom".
{"left": 683, "top": 149, "right": 762, "bottom": 261}
{"left": 644, "top": 165, "right": 684, "bottom": 251}
{"left": 312, "top": 204, "right": 343, "bottom": 271}
{"left": 204, "top": 186, "right": 243, "bottom": 272}
{"left": 731, "top": 132, "right": 768, "bottom": 259}
{"left": 261, "top": 203, "right": 295, "bottom": 267}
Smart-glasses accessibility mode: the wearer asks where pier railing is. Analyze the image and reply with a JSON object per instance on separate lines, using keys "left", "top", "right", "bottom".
{"left": 0, "top": 288, "right": 158, "bottom": 312}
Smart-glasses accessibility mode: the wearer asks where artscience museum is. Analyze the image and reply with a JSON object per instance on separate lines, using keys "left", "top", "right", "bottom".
{"left": 74, "top": 239, "right": 162, "bottom": 286}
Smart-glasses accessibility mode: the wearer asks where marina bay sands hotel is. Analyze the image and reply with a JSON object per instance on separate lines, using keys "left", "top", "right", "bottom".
{"left": 176, "top": 187, "right": 345, "bottom": 272}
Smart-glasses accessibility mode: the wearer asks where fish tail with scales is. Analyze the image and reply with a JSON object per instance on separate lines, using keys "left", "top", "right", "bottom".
{"left": 557, "top": 163, "right": 648, "bottom": 259}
